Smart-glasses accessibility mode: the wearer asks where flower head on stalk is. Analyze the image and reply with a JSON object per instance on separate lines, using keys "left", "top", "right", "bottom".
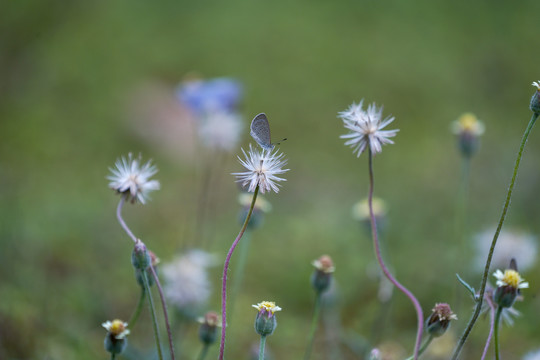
{"left": 107, "top": 153, "right": 160, "bottom": 204}
{"left": 425, "top": 303, "right": 458, "bottom": 337}
{"left": 253, "top": 301, "right": 282, "bottom": 336}
{"left": 339, "top": 100, "right": 399, "bottom": 156}
{"left": 232, "top": 144, "right": 289, "bottom": 194}
{"left": 531, "top": 81, "right": 540, "bottom": 114}
{"left": 451, "top": 113, "right": 485, "bottom": 157}
{"left": 493, "top": 263, "right": 529, "bottom": 308}
{"left": 102, "top": 319, "right": 130, "bottom": 355}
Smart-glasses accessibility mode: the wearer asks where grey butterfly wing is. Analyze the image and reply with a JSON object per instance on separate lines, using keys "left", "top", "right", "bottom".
{"left": 250, "top": 113, "right": 274, "bottom": 150}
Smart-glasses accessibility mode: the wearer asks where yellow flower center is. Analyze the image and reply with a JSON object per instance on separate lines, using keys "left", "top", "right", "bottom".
{"left": 458, "top": 113, "right": 479, "bottom": 132}
{"left": 502, "top": 269, "right": 521, "bottom": 288}
{"left": 110, "top": 319, "right": 126, "bottom": 336}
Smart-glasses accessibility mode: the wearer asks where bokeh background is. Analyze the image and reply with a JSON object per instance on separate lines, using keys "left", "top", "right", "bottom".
{"left": 2, "top": 1, "right": 540, "bottom": 359}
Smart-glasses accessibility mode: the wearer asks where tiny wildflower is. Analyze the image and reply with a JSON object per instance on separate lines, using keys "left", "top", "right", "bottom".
{"left": 425, "top": 303, "right": 458, "bottom": 337}
{"left": 352, "top": 197, "right": 387, "bottom": 221}
{"left": 493, "top": 268, "right": 529, "bottom": 308}
{"left": 311, "top": 255, "right": 335, "bottom": 294}
{"left": 253, "top": 301, "right": 282, "bottom": 336}
{"left": 232, "top": 144, "right": 289, "bottom": 194}
{"left": 339, "top": 100, "right": 399, "bottom": 157}
{"left": 451, "top": 113, "right": 485, "bottom": 157}
{"left": 107, "top": 153, "right": 160, "bottom": 204}
{"left": 531, "top": 80, "right": 540, "bottom": 114}
{"left": 102, "top": 319, "right": 130, "bottom": 355}
{"left": 198, "top": 311, "right": 222, "bottom": 345}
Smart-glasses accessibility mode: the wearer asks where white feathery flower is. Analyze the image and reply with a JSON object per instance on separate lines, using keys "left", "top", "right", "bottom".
{"left": 339, "top": 100, "right": 399, "bottom": 157}
{"left": 107, "top": 153, "right": 160, "bottom": 204}
{"left": 532, "top": 81, "right": 540, "bottom": 90}
{"left": 232, "top": 144, "right": 289, "bottom": 194}
{"left": 523, "top": 348, "right": 540, "bottom": 360}
{"left": 162, "top": 250, "right": 217, "bottom": 311}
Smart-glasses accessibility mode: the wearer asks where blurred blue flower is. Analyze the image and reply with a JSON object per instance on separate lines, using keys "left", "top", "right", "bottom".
{"left": 177, "top": 77, "right": 243, "bottom": 116}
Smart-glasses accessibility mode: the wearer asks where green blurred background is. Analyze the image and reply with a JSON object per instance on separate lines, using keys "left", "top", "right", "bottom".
{"left": 2, "top": 1, "right": 540, "bottom": 359}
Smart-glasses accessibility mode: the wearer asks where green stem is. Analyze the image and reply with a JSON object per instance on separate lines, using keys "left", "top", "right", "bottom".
{"left": 142, "top": 270, "right": 163, "bottom": 360}
{"left": 455, "top": 156, "right": 471, "bottom": 253}
{"left": 451, "top": 112, "right": 538, "bottom": 359}
{"left": 197, "top": 344, "right": 209, "bottom": 360}
{"left": 229, "top": 230, "right": 252, "bottom": 318}
{"left": 494, "top": 307, "right": 503, "bottom": 360}
{"left": 303, "top": 293, "right": 322, "bottom": 360}
{"left": 259, "top": 335, "right": 267, "bottom": 360}
{"left": 405, "top": 335, "right": 433, "bottom": 360}
{"left": 111, "top": 353, "right": 116, "bottom": 360}
{"left": 128, "top": 288, "right": 146, "bottom": 328}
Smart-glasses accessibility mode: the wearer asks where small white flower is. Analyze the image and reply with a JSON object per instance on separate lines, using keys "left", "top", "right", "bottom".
{"left": 252, "top": 301, "right": 282, "bottom": 315}
{"left": 197, "top": 111, "right": 243, "bottom": 151}
{"left": 532, "top": 81, "right": 540, "bottom": 90}
{"left": 107, "top": 153, "right": 160, "bottom": 204}
{"left": 339, "top": 100, "right": 399, "bottom": 157}
{"left": 232, "top": 144, "right": 289, "bottom": 194}
{"left": 493, "top": 269, "right": 529, "bottom": 289}
{"left": 102, "top": 319, "right": 130, "bottom": 339}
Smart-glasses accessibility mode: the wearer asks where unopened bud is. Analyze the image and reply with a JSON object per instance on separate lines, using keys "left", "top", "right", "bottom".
{"left": 198, "top": 311, "right": 221, "bottom": 345}
{"left": 131, "top": 240, "right": 150, "bottom": 271}
{"left": 311, "top": 255, "right": 335, "bottom": 294}
{"left": 425, "top": 303, "right": 457, "bottom": 337}
{"left": 531, "top": 81, "right": 540, "bottom": 114}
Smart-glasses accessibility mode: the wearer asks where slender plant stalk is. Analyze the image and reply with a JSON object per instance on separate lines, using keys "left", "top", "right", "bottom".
{"left": 142, "top": 270, "right": 163, "bottom": 360}
{"left": 111, "top": 353, "right": 116, "bottom": 360}
{"left": 494, "top": 306, "right": 503, "bottom": 360}
{"left": 405, "top": 334, "right": 433, "bottom": 360}
{"left": 455, "top": 157, "right": 471, "bottom": 251}
{"left": 367, "top": 149, "right": 424, "bottom": 360}
{"left": 116, "top": 197, "right": 176, "bottom": 360}
{"left": 218, "top": 185, "right": 260, "bottom": 360}
{"left": 259, "top": 335, "right": 267, "bottom": 360}
{"left": 150, "top": 265, "right": 176, "bottom": 360}
{"left": 480, "top": 294, "right": 496, "bottom": 360}
{"left": 451, "top": 113, "right": 538, "bottom": 359}
{"left": 303, "top": 293, "right": 322, "bottom": 360}
{"left": 128, "top": 288, "right": 146, "bottom": 328}
{"left": 197, "top": 344, "right": 210, "bottom": 360}
{"left": 229, "top": 230, "right": 252, "bottom": 318}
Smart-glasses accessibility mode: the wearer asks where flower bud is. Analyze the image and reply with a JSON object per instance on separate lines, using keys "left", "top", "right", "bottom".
{"left": 198, "top": 311, "right": 221, "bottom": 345}
{"left": 131, "top": 240, "right": 150, "bottom": 271}
{"left": 530, "top": 81, "right": 540, "bottom": 114}
{"left": 252, "top": 301, "right": 281, "bottom": 337}
{"left": 311, "top": 255, "right": 335, "bottom": 294}
{"left": 102, "top": 319, "right": 130, "bottom": 355}
{"left": 425, "top": 303, "right": 457, "bottom": 337}
{"left": 135, "top": 250, "right": 160, "bottom": 288}
{"left": 451, "top": 113, "right": 485, "bottom": 158}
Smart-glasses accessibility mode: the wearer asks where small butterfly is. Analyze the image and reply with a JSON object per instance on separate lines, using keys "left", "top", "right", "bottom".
{"left": 250, "top": 113, "right": 286, "bottom": 150}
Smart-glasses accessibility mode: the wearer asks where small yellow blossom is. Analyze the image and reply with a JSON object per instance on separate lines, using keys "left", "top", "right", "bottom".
{"left": 493, "top": 269, "right": 529, "bottom": 289}
{"left": 102, "top": 319, "right": 130, "bottom": 339}
{"left": 252, "top": 301, "right": 282, "bottom": 315}
{"left": 451, "top": 113, "right": 485, "bottom": 136}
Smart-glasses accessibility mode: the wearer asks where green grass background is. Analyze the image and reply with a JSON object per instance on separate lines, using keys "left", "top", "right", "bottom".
{"left": 1, "top": 1, "right": 540, "bottom": 359}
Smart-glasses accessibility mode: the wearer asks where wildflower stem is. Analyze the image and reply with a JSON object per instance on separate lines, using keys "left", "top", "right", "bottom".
{"left": 197, "top": 344, "right": 210, "bottom": 360}
{"left": 303, "top": 293, "right": 322, "bottom": 360}
{"left": 258, "top": 335, "right": 267, "bottom": 360}
{"left": 367, "top": 149, "right": 423, "bottom": 360}
{"left": 116, "top": 196, "right": 137, "bottom": 243}
{"left": 150, "top": 265, "right": 176, "bottom": 360}
{"left": 404, "top": 334, "right": 433, "bottom": 360}
{"left": 451, "top": 112, "right": 538, "bottom": 359}
{"left": 218, "top": 185, "right": 260, "bottom": 360}
{"left": 494, "top": 306, "right": 503, "bottom": 360}
{"left": 128, "top": 288, "right": 146, "bottom": 328}
{"left": 111, "top": 353, "right": 116, "bottom": 360}
{"left": 142, "top": 270, "right": 163, "bottom": 360}
{"left": 480, "top": 293, "right": 496, "bottom": 360}
{"left": 229, "top": 230, "right": 252, "bottom": 318}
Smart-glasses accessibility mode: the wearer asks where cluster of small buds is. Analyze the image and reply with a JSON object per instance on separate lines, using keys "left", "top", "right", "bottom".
{"left": 493, "top": 267, "right": 529, "bottom": 308}
{"left": 531, "top": 81, "right": 540, "bottom": 114}
{"left": 451, "top": 113, "right": 485, "bottom": 158}
{"left": 198, "top": 311, "right": 221, "bottom": 345}
{"left": 237, "top": 192, "right": 272, "bottom": 229}
{"left": 131, "top": 239, "right": 151, "bottom": 271}
{"left": 311, "top": 255, "right": 335, "bottom": 294}
{"left": 252, "top": 301, "right": 282, "bottom": 336}
{"left": 425, "top": 303, "right": 457, "bottom": 337}
{"left": 102, "top": 319, "right": 130, "bottom": 355}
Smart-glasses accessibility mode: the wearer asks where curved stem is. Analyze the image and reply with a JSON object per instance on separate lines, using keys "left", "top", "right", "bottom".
{"left": 367, "top": 149, "right": 423, "bottom": 360}
{"left": 303, "top": 293, "right": 322, "bottom": 360}
{"left": 142, "top": 270, "right": 163, "bottom": 360}
{"left": 451, "top": 112, "right": 538, "bottom": 359}
{"left": 218, "top": 185, "right": 260, "bottom": 360}
{"left": 229, "top": 230, "right": 252, "bottom": 319}
{"left": 197, "top": 344, "right": 209, "bottom": 360}
{"left": 480, "top": 293, "right": 496, "bottom": 360}
{"left": 116, "top": 196, "right": 138, "bottom": 243}
{"left": 150, "top": 265, "right": 176, "bottom": 360}
{"left": 405, "top": 334, "right": 433, "bottom": 360}
{"left": 494, "top": 306, "right": 503, "bottom": 360}
{"left": 259, "top": 335, "right": 267, "bottom": 360}
{"left": 128, "top": 288, "right": 146, "bottom": 328}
